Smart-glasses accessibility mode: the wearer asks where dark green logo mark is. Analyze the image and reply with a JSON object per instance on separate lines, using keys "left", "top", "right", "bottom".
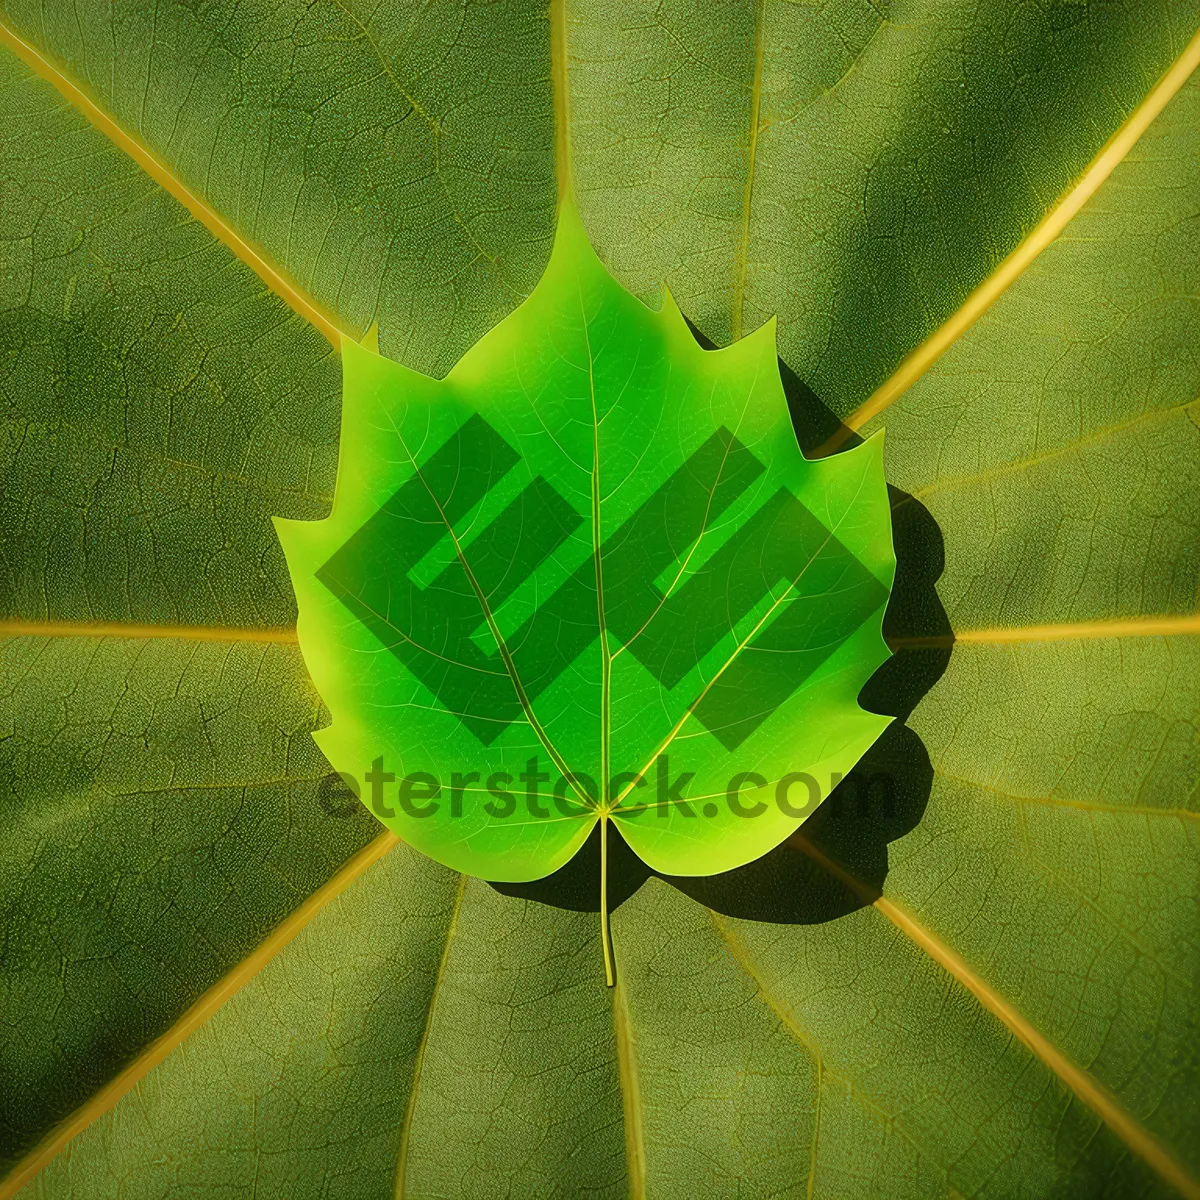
{"left": 318, "top": 416, "right": 887, "bottom": 749}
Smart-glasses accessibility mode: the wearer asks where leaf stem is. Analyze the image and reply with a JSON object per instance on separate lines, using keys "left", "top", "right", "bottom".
{"left": 600, "top": 813, "right": 615, "bottom": 987}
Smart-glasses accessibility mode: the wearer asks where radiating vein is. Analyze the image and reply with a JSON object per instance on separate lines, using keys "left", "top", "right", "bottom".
{"left": 615, "top": 520, "right": 841, "bottom": 806}
{"left": 787, "top": 832, "right": 1200, "bottom": 1200}
{"left": 0, "top": 16, "right": 351, "bottom": 348}
{"left": 612, "top": 981, "right": 647, "bottom": 1200}
{"left": 906, "top": 397, "right": 1200, "bottom": 500}
{"left": 8, "top": 613, "right": 1192, "bottom": 650}
{"left": 805, "top": 1057, "right": 822, "bottom": 1200}
{"left": 386, "top": 417, "right": 590, "bottom": 809}
{"left": 0, "top": 832, "right": 400, "bottom": 1200}
{"left": 711, "top": 914, "right": 914, "bottom": 1154}
{"left": 0, "top": 619, "right": 299, "bottom": 644}
{"left": 394, "top": 873, "right": 466, "bottom": 1199}
{"left": 551, "top": 0, "right": 573, "bottom": 203}
{"left": 890, "top": 613, "right": 1200, "bottom": 649}
{"left": 933, "top": 766, "right": 1200, "bottom": 823}
{"left": 822, "top": 22, "right": 1200, "bottom": 449}
{"left": 731, "top": 0, "right": 767, "bottom": 342}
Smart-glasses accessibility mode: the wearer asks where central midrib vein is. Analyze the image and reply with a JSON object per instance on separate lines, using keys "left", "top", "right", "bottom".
{"left": 580, "top": 284, "right": 617, "bottom": 987}
{"left": 581, "top": 292, "right": 611, "bottom": 806}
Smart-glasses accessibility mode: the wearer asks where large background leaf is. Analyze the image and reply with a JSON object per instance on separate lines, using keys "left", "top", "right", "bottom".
{"left": 1, "top": 1, "right": 1198, "bottom": 1196}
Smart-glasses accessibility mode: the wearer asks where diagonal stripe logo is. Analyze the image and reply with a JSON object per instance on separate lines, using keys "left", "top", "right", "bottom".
{"left": 317, "top": 415, "right": 887, "bottom": 748}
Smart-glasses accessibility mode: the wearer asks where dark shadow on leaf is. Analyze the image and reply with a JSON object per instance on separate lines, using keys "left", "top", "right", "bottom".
{"left": 870, "top": 485, "right": 954, "bottom": 721}
{"left": 490, "top": 821, "right": 651, "bottom": 913}
{"left": 778, "top": 356, "right": 861, "bottom": 458}
{"left": 666, "top": 723, "right": 930, "bottom": 921}
{"left": 492, "top": 343, "right": 953, "bottom": 927}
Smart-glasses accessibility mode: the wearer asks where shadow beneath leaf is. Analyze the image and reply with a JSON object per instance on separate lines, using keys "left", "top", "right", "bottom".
{"left": 492, "top": 349, "right": 953, "bottom": 927}
{"left": 491, "top": 819, "right": 652, "bottom": 914}
{"left": 666, "top": 722, "right": 930, "bottom": 921}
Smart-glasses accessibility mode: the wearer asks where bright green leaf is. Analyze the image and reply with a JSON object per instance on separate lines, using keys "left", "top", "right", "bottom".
{"left": 275, "top": 206, "right": 894, "bottom": 884}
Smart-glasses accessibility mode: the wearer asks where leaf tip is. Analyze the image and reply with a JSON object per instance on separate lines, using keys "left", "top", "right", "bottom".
{"left": 271, "top": 512, "right": 296, "bottom": 548}
{"left": 656, "top": 282, "right": 694, "bottom": 337}
{"left": 744, "top": 311, "right": 780, "bottom": 355}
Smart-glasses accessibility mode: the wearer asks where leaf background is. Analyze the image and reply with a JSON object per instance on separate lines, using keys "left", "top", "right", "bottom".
{"left": 1, "top": 1, "right": 1198, "bottom": 1196}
